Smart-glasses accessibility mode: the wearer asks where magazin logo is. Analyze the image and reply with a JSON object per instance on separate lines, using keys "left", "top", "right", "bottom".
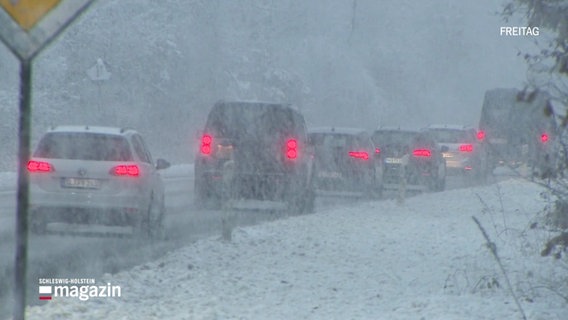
{"left": 38, "top": 282, "right": 121, "bottom": 301}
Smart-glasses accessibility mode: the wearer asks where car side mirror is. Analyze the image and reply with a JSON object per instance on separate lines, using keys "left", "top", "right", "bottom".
{"left": 441, "top": 145, "right": 449, "bottom": 152}
{"left": 156, "top": 158, "right": 171, "bottom": 170}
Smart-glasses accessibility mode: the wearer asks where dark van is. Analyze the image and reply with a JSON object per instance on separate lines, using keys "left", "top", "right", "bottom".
{"left": 194, "top": 100, "right": 315, "bottom": 212}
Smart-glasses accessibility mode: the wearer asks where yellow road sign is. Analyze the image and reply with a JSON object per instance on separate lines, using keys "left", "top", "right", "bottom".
{"left": 0, "top": 0, "right": 61, "bottom": 31}
{"left": 0, "top": 0, "right": 94, "bottom": 60}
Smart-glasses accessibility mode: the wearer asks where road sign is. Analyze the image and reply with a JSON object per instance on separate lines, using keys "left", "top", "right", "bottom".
{"left": 0, "top": 0, "right": 95, "bottom": 60}
{"left": 87, "top": 58, "right": 111, "bottom": 81}
{"left": 0, "top": 1, "right": 97, "bottom": 320}
{"left": 0, "top": 0, "right": 61, "bottom": 31}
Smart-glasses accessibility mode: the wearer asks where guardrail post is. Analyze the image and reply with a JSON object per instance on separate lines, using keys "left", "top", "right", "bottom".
{"left": 221, "top": 161, "right": 235, "bottom": 242}
{"left": 397, "top": 155, "right": 409, "bottom": 205}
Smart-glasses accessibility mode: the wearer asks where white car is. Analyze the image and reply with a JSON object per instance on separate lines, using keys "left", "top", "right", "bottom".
{"left": 28, "top": 126, "right": 170, "bottom": 237}
{"left": 423, "top": 125, "right": 489, "bottom": 181}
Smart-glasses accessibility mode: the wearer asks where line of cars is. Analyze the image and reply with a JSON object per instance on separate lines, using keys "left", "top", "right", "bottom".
{"left": 193, "top": 100, "right": 491, "bottom": 211}
{"left": 26, "top": 100, "right": 490, "bottom": 236}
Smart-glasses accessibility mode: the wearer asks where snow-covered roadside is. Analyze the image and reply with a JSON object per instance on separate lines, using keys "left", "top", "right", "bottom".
{"left": 23, "top": 179, "right": 567, "bottom": 319}
{"left": 161, "top": 163, "right": 194, "bottom": 179}
{"left": 0, "top": 172, "right": 16, "bottom": 191}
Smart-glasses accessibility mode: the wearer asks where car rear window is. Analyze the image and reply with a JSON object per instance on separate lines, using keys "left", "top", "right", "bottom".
{"left": 372, "top": 131, "right": 417, "bottom": 146}
{"left": 206, "top": 103, "right": 295, "bottom": 139}
{"left": 480, "top": 108, "right": 509, "bottom": 137}
{"left": 309, "top": 133, "right": 363, "bottom": 149}
{"left": 34, "top": 132, "right": 133, "bottom": 161}
{"left": 427, "top": 129, "right": 472, "bottom": 143}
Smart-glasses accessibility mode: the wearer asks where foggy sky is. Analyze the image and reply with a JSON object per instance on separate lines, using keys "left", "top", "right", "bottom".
{"left": 0, "top": 0, "right": 540, "bottom": 166}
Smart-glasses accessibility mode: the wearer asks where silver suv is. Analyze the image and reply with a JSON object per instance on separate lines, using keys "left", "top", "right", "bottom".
{"left": 423, "top": 125, "right": 489, "bottom": 181}
{"left": 28, "top": 126, "right": 170, "bottom": 237}
{"left": 309, "top": 127, "right": 383, "bottom": 198}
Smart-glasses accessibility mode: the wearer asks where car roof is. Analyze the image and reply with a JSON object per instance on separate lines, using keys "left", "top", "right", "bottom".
{"left": 309, "top": 127, "right": 368, "bottom": 135}
{"left": 424, "top": 124, "right": 474, "bottom": 131}
{"left": 46, "top": 125, "right": 136, "bottom": 136}
{"left": 374, "top": 126, "right": 421, "bottom": 133}
{"left": 215, "top": 99, "right": 297, "bottom": 111}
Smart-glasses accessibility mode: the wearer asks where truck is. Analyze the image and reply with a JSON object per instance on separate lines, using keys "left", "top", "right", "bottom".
{"left": 479, "top": 88, "right": 557, "bottom": 177}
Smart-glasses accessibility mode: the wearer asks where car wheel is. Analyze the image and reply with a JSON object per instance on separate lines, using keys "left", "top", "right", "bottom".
{"left": 149, "top": 197, "right": 166, "bottom": 240}
{"left": 137, "top": 196, "right": 165, "bottom": 240}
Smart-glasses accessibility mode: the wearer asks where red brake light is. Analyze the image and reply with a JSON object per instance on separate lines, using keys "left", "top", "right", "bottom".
{"left": 27, "top": 160, "right": 53, "bottom": 172}
{"left": 375, "top": 148, "right": 380, "bottom": 154}
{"left": 459, "top": 144, "right": 473, "bottom": 152}
{"left": 541, "top": 133, "right": 549, "bottom": 143}
{"left": 201, "top": 134, "right": 213, "bottom": 155}
{"left": 349, "top": 151, "right": 369, "bottom": 160}
{"left": 413, "top": 149, "right": 431, "bottom": 157}
{"left": 112, "top": 165, "right": 140, "bottom": 177}
{"left": 476, "top": 130, "right": 485, "bottom": 141}
{"left": 286, "top": 139, "right": 298, "bottom": 159}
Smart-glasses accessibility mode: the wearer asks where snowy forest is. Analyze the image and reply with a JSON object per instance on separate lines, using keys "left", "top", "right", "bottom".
{"left": 0, "top": 0, "right": 532, "bottom": 170}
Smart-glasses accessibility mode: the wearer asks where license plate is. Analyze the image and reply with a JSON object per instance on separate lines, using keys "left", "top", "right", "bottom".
{"left": 385, "top": 157, "right": 402, "bottom": 164}
{"left": 318, "top": 171, "right": 342, "bottom": 179}
{"left": 62, "top": 178, "right": 101, "bottom": 189}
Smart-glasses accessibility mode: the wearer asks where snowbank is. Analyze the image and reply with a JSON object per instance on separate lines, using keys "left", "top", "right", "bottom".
{"left": 0, "top": 172, "right": 16, "bottom": 191}
{"left": 24, "top": 179, "right": 567, "bottom": 319}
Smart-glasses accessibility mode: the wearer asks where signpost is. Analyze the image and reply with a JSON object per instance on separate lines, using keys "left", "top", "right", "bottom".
{"left": 86, "top": 57, "right": 111, "bottom": 109}
{"left": 0, "top": 1, "right": 96, "bottom": 319}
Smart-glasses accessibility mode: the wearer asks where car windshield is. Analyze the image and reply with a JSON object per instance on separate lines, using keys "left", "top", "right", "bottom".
{"left": 34, "top": 132, "right": 132, "bottom": 161}
{"left": 309, "top": 133, "right": 363, "bottom": 149}
{"left": 372, "top": 131, "right": 417, "bottom": 147}
{"left": 481, "top": 108, "right": 509, "bottom": 136}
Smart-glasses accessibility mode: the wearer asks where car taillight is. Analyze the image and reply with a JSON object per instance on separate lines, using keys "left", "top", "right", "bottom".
{"left": 200, "top": 134, "right": 213, "bottom": 155}
{"left": 459, "top": 144, "right": 473, "bottom": 152}
{"left": 111, "top": 165, "right": 140, "bottom": 177}
{"left": 286, "top": 139, "right": 298, "bottom": 159}
{"left": 541, "top": 133, "right": 549, "bottom": 143}
{"left": 375, "top": 148, "right": 381, "bottom": 154}
{"left": 476, "top": 130, "right": 485, "bottom": 141}
{"left": 27, "top": 160, "right": 53, "bottom": 172}
{"left": 349, "top": 151, "right": 369, "bottom": 160}
{"left": 413, "top": 149, "right": 431, "bottom": 157}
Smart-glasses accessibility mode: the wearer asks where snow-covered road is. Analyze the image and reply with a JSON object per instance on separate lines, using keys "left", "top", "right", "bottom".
{"left": 18, "top": 177, "right": 567, "bottom": 319}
